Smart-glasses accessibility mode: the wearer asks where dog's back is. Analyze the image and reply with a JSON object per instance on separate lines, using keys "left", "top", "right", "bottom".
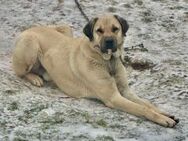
{"left": 12, "top": 25, "right": 74, "bottom": 86}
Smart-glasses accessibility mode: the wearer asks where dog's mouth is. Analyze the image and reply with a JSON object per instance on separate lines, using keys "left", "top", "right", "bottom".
{"left": 94, "top": 45, "right": 114, "bottom": 60}
{"left": 100, "top": 37, "right": 117, "bottom": 60}
{"left": 102, "top": 49, "right": 113, "bottom": 60}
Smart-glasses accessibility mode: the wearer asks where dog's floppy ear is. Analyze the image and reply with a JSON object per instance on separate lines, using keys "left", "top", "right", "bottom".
{"left": 114, "top": 15, "right": 129, "bottom": 36}
{"left": 83, "top": 18, "right": 98, "bottom": 41}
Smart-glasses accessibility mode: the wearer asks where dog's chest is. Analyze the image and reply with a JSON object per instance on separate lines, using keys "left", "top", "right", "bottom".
{"left": 106, "top": 56, "right": 117, "bottom": 76}
{"left": 88, "top": 56, "right": 118, "bottom": 76}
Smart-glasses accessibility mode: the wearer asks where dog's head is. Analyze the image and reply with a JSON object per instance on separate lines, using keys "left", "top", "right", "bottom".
{"left": 83, "top": 14, "right": 129, "bottom": 60}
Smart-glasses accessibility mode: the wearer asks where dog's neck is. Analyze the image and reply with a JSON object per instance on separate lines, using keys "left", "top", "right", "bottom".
{"left": 106, "top": 42, "right": 124, "bottom": 76}
{"left": 106, "top": 55, "right": 116, "bottom": 76}
{"left": 81, "top": 40, "right": 121, "bottom": 76}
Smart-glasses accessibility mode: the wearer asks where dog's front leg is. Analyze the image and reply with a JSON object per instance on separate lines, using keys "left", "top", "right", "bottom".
{"left": 115, "top": 62, "right": 179, "bottom": 121}
{"left": 106, "top": 94, "right": 177, "bottom": 127}
{"left": 93, "top": 77, "right": 177, "bottom": 127}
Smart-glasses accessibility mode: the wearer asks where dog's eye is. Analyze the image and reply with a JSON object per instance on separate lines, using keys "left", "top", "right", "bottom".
{"left": 96, "top": 28, "right": 104, "bottom": 34}
{"left": 112, "top": 26, "right": 119, "bottom": 33}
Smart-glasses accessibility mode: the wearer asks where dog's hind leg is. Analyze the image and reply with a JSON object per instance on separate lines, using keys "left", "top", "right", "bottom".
{"left": 48, "top": 24, "right": 73, "bottom": 37}
{"left": 12, "top": 33, "right": 44, "bottom": 87}
{"left": 55, "top": 25, "right": 73, "bottom": 37}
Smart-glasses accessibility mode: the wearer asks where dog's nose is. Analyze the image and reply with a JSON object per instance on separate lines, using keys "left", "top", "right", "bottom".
{"left": 105, "top": 37, "right": 114, "bottom": 49}
{"left": 101, "top": 37, "right": 117, "bottom": 53}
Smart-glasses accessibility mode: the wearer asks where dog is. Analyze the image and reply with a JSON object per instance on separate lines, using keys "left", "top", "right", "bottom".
{"left": 12, "top": 14, "right": 179, "bottom": 127}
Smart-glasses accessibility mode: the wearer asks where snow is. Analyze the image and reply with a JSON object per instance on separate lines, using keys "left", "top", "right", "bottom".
{"left": 0, "top": 0, "right": 188, "bottom": 140}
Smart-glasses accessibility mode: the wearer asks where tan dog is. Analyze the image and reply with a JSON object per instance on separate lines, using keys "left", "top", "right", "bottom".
{"left": 12, "top": 14, "right": 179, "bottom": 127}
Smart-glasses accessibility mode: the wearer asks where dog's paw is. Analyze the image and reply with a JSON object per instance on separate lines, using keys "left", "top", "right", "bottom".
{"left": 31, "top": 76, "right": 43, "bottom": 87}
{"left": 25, "top": 73, "right": 44, "bottom": 87}
{"left": 168, "top": 115, "right": 180, "bottom": 124}
{"left": 160, "top": 113, "right": 180, "bottom": 124}
{"left": 158, "top": 115, "right": 178, "bottom": 128}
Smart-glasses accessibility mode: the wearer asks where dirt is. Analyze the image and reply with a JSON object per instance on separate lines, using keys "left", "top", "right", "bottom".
{"left": 0, "top": 0, "right": 188, "bottom": 141}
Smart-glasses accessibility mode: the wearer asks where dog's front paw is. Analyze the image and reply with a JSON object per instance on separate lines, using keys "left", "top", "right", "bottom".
{"left": 168, "top": 115, "right": 180, "bottom": 124}
{"left": 160, "top": 113, "right": 180, "bottom": 124}
{"left": 158, "top": 115, "right": 179, "bottom": 128}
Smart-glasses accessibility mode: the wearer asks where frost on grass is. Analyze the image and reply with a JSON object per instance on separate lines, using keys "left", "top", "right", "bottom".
{"left": 0, "top": 0, "right": 188, "bottom": 140}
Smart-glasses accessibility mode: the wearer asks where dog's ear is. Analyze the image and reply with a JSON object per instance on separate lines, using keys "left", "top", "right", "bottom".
{"left": 114, "top": 15, "right": 129, "bottom": 36}
{"left": 83, "top": 18, "right": 98, "bottom": 41}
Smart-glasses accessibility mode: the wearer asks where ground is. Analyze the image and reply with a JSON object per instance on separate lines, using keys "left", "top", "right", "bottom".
{"left": 0, "top": 0, "right": 188, "bottom": 141}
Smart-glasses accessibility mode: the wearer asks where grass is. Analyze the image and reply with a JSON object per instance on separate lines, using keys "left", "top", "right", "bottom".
{"left": 96, "top": 119, "right": 108, "bottom": 127}
{"left": 8, "top": 101, "right": 19, "bottom": 111}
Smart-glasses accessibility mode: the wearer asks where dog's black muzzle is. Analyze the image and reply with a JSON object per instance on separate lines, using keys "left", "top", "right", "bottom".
{"left": 101, "top": 37, "right": 117, "bottom": 53}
